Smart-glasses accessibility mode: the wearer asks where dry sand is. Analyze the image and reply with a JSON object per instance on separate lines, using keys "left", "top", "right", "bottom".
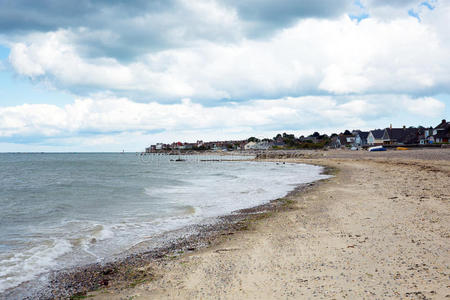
{"left": 92, "top": 149, "right": 450, "bottom": 299}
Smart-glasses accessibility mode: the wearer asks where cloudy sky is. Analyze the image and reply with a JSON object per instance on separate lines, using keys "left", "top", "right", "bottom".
{"left": 0, "top": 0, "right": 448, "bottom": 151}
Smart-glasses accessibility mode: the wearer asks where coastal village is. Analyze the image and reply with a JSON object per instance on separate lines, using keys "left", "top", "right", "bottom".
{"left": 146, "top": 119, "right": 450, "bottom": 152}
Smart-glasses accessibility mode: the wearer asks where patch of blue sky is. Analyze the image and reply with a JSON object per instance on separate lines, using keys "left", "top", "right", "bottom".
{"left": 408, "top": 9, "right": 421, "bottom": 21}
{"left": 353, "top": 0, "right": 365, "bottom": 9}
{"left": 0, "top": 70, "right": 76, "bottom": 106}
{"left": 349, "top": 13, "right": 369, "bottom": 22}
{"left": 350, "top": 0, "right": 369, "bottom": 23}
{"left": 420, "top": 1, "right": 435, "bottom": 10}
{"left": 0, "top": 135, "right": 50, "bottom": 144}
{"left": 0, "top": 44, "right": 9, "bottom": 59}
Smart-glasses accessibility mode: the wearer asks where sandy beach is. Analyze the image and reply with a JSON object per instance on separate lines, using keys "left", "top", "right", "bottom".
{"left": 86, "top": 149, "right": 450, "bottom": 299}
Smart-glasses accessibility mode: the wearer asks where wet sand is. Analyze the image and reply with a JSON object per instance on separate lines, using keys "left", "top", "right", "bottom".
{"left": 86, "top": 149, "right": 450, "bottom": 299}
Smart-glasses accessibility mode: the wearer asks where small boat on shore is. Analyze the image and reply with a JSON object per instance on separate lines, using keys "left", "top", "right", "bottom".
{"left": 396, "top": 147, "right": 409, "bottom": 150}
{"left": 368, "top": 146, "right": 386, "bottom": 152}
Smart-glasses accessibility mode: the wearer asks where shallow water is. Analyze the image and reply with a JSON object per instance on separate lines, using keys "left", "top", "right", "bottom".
{"left": 0, "top": 153, "right": 329, "bottom": 294}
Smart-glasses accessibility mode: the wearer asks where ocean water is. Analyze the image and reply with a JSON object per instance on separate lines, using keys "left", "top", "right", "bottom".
{"left": 0, "top": 153, "right": 329, "bottom": 295}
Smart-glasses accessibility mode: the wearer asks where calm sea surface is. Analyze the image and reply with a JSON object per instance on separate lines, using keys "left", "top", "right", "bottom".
{"left": 0, "top": 153, "right": 329, "bottom": 294}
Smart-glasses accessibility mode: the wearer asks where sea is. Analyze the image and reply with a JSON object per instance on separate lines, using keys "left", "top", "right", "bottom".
{"left": 0, "top": 153, "right": 329, "bottom": 296}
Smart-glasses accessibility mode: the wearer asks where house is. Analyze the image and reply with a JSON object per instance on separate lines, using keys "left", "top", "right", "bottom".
{"left": 244, "top": 141, "right": 270, "bottom": 150}
{"left": 354, "top": 131, "right": 369, "bottom": 146}
{"left": 173, "top": 142, "right": 183, "bottom": 149}
{"left": 304, "top": 136, "right": 318, "bottom": 143}
{"left": 274, "top": 136, "right": 285, "bottom": 146}
{"left": 329, "top": 133, "right": 353, "bottom": 148}
{"left": 273, "top": 138, "right": 285, "bottom": 147}
{"left": 244, "top": 141, "right": 256, "bottom": 150}
{"left": 329, "top": 136, "right": 341, "bottom": 148}
{"left": 382, "top": 127, "right": 421, "bottom": 145}
{"left": 420, "top": 127, "right": 434, "bottom": 144}
{"left": 367, "top": 129, "right": 385, "bottom": 145}
{"left": 145, "top": 146, "right": 154, "bottom": 153}
{"left": 339, "top": 133, "right": 354, "bottom": 147}
{"left": 432, "top": 119, "right": 450, "bottom": 143}
{"left": 434, "top": 131, "right": 449, "bottom": 143}
{"left": 181, "top": 143, "right": 195, "bottom": 150}
{"left": 346, "top": 136, "right": 356, "bottom": 144}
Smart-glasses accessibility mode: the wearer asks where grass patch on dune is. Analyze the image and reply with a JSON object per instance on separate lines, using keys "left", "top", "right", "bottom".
{"left": 235, "top": 211, "right": 277, "bottom": 232}
{"left": 253, "top": 211, "right": 274, "bottom": 220}
{"left": 322, "top": 165, "right": 339, "bottom": 176}
{"left": 279, "top": 198, "right": 296, "bottom": 208}
{"left": 129, "top": 278, "right": 150, "bottom": 288}
{"left": 123, "top": 267, "right": 155, "bottom": 289}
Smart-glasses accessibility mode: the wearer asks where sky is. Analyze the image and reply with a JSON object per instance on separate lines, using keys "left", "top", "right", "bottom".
{"left": 0, "top": 0, "right": 449, "bottom": 152}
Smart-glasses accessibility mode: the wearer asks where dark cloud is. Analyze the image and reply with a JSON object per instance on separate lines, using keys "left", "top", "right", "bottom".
{"left": 0, "top": 0, "right": 171, "bottom": 32}
{"left": 0, "top": 0, "right": 178, "bottom": 60}
{"left": 0, "top": 0, "right": 351, "bottom": 61}
{"left": 227, "top": 0, "right": 350, "bottom": 31}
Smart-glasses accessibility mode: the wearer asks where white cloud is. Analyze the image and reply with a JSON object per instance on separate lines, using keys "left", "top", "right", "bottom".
{"left": 403, "top": 96, "right": 446, "bottom": 117}
{"left": 0, "top": 103, "right": 66, "bottom": 137}
{"left": 8, "top": 43, "right": 45, "bottom": 76}
{"left": 0, "top": 94, "right": 444, "bottom": 139}
{"left": 8, "top": 31, "right": 135, "bottom": 89}
{"left": 7, "top": 9, "right": 449, "bottom": 102}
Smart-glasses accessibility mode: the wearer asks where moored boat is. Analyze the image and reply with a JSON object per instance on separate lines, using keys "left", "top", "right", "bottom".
{"left": 368, "top": 146, "right": 387, "bottom": 152}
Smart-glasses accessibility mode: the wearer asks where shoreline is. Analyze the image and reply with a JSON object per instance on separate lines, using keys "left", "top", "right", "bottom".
{"left": 2, "top": 163, "right": 332, "bottom": 299}
{"left": 89, "top": 149, "right": 449, "bottom": 299}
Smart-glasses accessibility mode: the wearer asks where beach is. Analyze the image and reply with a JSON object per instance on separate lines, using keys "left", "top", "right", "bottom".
{"left": 88, "top": 149, "right": 449, "bottom": 299}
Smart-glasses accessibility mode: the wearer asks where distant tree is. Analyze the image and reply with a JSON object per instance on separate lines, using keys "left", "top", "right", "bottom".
{"left": 312, "top": 131, "right": 320, "bottom": 137}
{"left": 330, "top": 133, "right": 338, "bottom": 138}
{"left": 283, "top": 133, "right": 295, "bottom": 139}
{"left": 247, "top": 137, "right": 260, "bottom": 142}
{"left": 344, "top": 130, "right": 351, "bottom": 135}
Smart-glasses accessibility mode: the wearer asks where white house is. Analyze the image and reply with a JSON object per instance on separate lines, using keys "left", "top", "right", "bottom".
{"left": 244, "top": 141, "right": 269, "bottom": 150}
{"left": 367, "top": 129, "right": 385, "bottom": 145}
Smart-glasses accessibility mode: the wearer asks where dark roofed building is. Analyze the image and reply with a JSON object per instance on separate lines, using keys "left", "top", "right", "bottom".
{"left": 434, "top": 130, "right": 450, "bottom": 142}
{"left": 382, "top": 127, "right": 421, "bottom": 145}
{"left": 434, "top": 119, "right": 449, "bottom": 130}
{"left": 431, "top": 119, "right": 450, "bottom": 143}
{"left": 432, "top": 119, "right": 449, "bottom": 143}
{"left": 355, "top": 131, "right": 369, "bottom": 146}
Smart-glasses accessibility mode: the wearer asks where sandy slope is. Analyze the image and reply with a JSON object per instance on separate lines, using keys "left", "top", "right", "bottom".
{"left": 92, "top": 150, "right": 450, "bottom": 299}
